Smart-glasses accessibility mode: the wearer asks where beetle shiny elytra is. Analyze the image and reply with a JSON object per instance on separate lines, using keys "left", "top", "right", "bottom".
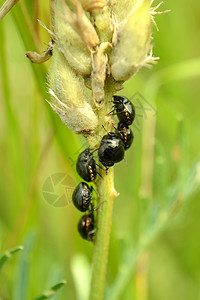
{"left": 117, "top": 122, "right": 134, "bottom": 150}
{"left": 77, "top": 211, "right": 95, "bottom": 241}
{"left": 72, "top": 182, "right": 93, "bottom": 212}
{"left": 76, "top": 148, "right": 97, "bottom": 182}
{"left": 112, "top": 96, "right": 135, "bottom": 125}
{"left": 98, "top": 132, "right": 125, "bottom": 168}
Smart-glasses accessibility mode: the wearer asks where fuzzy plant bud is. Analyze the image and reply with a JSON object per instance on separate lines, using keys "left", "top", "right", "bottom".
{"left": 54, "top": 0, "right": 93, "bottom": 75}
{"left": 110, "top": 0, "right": 152, "bottom": 81}
{"left": 47, "top": 50, "right": 98, "bottom": 135}
{"left": 41, "top": 0, "right": 163, "bottom": 140}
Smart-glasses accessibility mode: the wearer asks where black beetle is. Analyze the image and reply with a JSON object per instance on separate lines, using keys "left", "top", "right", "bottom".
{"left": 111, "top": 95, "right": 135, "bottom": 125}
{"left": 72, "top": 182, "right": 94, "bottom": 212}
{"left": 76, "top": 148, "right": 97, "bottom": 182}
{"left": 98, "top": 132, "right": 125, "bottom": 168}
{"left": 77, "top": 210, "right": 95, "bottom": 241}
{"left": 117, "top": 122, "right": 134, "bottom": 150}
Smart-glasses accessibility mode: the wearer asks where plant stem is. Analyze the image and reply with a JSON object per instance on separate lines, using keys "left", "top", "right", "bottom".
{"left": 89, "top": 84, "right": 118, "bottom": 300}
{"left": 89, "top": 166, "right": 118, "bottom": 300}
{"left": 0, "top": 0, "right": 19, "bottom": 21}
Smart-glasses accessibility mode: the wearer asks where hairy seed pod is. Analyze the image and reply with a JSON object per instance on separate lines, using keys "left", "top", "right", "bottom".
{"left": 79, "top": 0, "right": 105, "bottom": 12}
{"left": 54, "top": 0, "right": 92, "bottom": 75}
{"left": 48, "top": 50, "right": 98, "bottom": 134}
{"left": 112, "top": 0, "right": 135, "bottom": 23}
{"left": 110, "top": 0, "right": 151, "bottom": 81}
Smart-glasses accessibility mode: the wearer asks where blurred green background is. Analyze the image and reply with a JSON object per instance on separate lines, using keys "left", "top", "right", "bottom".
{"left": 0, "top": 0, "right": 200, "bottom": 299}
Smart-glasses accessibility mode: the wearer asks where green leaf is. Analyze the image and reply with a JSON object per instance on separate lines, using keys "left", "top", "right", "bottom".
{"left": 33, "top": 280, "right": 67, "bottom": 300}
{"left": 0, "top": 246, "right": 23, "bottom": 272}
{"left": 183, "top": 158, "right": 200, "bottom": 199}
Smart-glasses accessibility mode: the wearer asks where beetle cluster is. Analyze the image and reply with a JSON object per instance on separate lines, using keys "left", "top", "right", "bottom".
{"left": 72, "top": 96, "right": 135, "bottom": 241}
{"left": 72, "top": 181, "right": 96, "bottom": 241}
{"left": 72, "top": 147, "right": 99, "bottom": 241}
{"left": 98, "top": 96, "right": 135, "bottom": 169}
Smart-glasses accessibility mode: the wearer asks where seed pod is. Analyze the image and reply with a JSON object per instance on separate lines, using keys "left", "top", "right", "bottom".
{"left": 54, "top": 0, "right": 92, "bottom": 75}
{"left": 79, "top": 0, "right": 105, "bottom": 12}
{"left": 110, "top": 0, "right": 151, "bottom": 81}
{"left": 111, "top": 0, "right": 135, "bottom": 23}
{"left": 48, "top": 50, "right": 98, "bottom": 134}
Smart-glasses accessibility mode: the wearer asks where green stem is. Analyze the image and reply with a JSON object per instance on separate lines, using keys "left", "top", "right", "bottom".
{"left": 89, "top": 167, "right": 117, "bottom": 300}
{"left": 89, "top": 83, "right": 118, "bottom": 300}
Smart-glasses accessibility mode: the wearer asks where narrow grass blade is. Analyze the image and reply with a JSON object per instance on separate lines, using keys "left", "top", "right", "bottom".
{"left": 33, "top": 280, "right": 67, "bottom": 300}
{"left": 154, "top": 140, "right": 169, "bottom": 204}
{"left": 0, "top": 0, "right": 19, "bottom": 21}
{"left": 0, "top": 246, "right": 23, "bottom": 272}
{"left": 175, "top": 116, "right": 187, "bottom": 195}
{"left": 183, "top": 158, "right": 200, "bottom": 199}
{"left": 0, "top": 21, "right": 26, "bottom": 200}
{"left": 13, "top": 231, "right": 36, "bottom": 300}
